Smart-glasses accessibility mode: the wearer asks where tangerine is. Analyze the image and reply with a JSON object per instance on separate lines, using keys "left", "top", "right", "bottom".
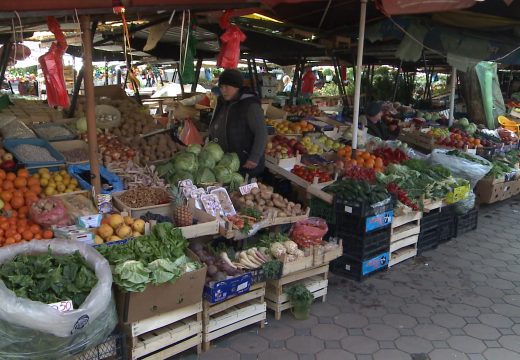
{"left": 16, "top": 169, "right": 29, "bottom": 178}
{"left": 2, "top": 181, "right": 13, "bottom": 190}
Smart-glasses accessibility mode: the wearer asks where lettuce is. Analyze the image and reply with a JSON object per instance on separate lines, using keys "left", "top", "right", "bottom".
{"left": 218, "top": 153, "right": 240, "bottom": 172}
{"left": 214, "top": 165, "right": 232, "bottom": 184}
{"left": 204, "top": 142, "right": 224, "bottom": 163}
{"left": 198, "top": 150, "right": 216, "bottom": 169}
{"left": 172, "top": 151, "right": 198, "bottom": 173}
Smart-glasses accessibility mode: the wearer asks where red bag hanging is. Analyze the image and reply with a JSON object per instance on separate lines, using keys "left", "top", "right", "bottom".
{"left": 38, "top": 17, "right": 70, "bottom": 108}
{"left": 216, "top": 10, "right": 246, "bottom": 69}
{"left": 180, "top": 117, "right": 204, "bottom": 146}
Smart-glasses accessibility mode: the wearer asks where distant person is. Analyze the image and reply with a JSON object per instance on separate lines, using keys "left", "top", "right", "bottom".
{"left": 361, "top": 101, "right": 398, "bottom": 140}
{"left": 282, "top": 75, "right": 292, "bottom": 92}
{"left": 301, "top": 66, "right": 316, "bottom": 98}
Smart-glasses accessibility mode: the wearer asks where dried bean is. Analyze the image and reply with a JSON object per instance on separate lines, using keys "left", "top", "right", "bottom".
{"left": 60, "top": 148, "right": 89, "bottom": 163}
{"left": 35, "top": 125, "right": 72, "bottom": 140}
{"left": 118, "top": 187, "right": 171, "bottom": 208}
{"left": 13, "top": 144, "right": 57, "bottom": 162}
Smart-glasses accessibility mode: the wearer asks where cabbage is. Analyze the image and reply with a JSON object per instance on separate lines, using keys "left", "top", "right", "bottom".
{"left": 229, "top": 172, "right": 244, "bottom": 192}
{"left": 198, "top": 150, "right": 216, "bottom": 169}
{"left": 186, "top": 144, "right": 202, "bottom": 155}
{"left": 76, "top": 117, "right": 87, "bottom": 133}
{"left": 168, "top": 171, "right": 193, "bottom": 186}
{"left": 172, "top": 151, "right": 198, "bottom": 174}
{"left": 214, "top": 165, "right": 232, "bottom": 184}
{"left": 218, "top": 153, "right": 240, "bottom": 172}
{"left": 204, "top": 142, "right": 224, "bottom": 163}
{"left": 195, "top": 167, "right": 216, "bottom": 185}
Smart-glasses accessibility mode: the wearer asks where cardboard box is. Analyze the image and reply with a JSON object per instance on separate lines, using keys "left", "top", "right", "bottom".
{"left": 53, "top": 225, "right": 94, "bottom": 245}
{"left": 475, "top": 179, "right": 512, "bottom": 204}
{"left": 203, "top": 273, "right": 253, "bottom": 304}
{"left": 263, "top": 104, "right": 287, "bottom": 120}
{"left": 116, "top": 250, "right": 207, "bottom": 323}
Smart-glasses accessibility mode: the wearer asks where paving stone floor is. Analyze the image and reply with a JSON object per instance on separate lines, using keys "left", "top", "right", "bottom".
{"left": 180, "top": 196, "right": 520, "bottom": 360}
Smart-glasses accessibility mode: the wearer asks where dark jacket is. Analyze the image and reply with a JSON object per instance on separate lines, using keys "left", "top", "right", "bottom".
{"left": 366, "top": 120, "right": 398, "bottom": 140}
{"left": 209, "top": 88, "right": 267, "bottom": 178}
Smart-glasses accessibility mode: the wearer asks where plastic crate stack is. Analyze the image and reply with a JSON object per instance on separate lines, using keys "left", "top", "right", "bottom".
{"left": 455, "top": 207, "right": 479, "bottom": 237}
{"left": 438, "top": 205, "right": 457, "bottom": 244}
{"left": 331, "top": 197, "right": 393, "bottom": 281}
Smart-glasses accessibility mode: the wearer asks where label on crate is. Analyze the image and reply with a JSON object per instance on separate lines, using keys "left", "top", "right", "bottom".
{"left": 365, "top": 211, "right": 393, "bottom": 232}
{"left": 239, "top": 182, "right": 259, "bottom": 195}
{"left": 362, "top": 252, "right": 389, "bottom": 275}
{"left": 48, "top": 300, "right": 73, "bottom": 312}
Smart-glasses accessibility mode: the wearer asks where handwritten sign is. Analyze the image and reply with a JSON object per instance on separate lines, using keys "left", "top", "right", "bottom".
{"left": 239, "top": 182, "right": 259, "bottom": 195}
{"left": 48, "top": 300, "right": 73, "bottom": 313}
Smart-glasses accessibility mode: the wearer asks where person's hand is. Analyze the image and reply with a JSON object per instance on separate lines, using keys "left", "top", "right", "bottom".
{"left": 243, "top": 160, "right": 257, "bottom": 169}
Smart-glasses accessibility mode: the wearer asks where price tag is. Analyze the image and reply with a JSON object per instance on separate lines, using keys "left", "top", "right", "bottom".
{"left": 239, "top": 182, "right": 258, "bottom": 195}
{"left": 48, "top": 300, "right": 74, "bottom": 313}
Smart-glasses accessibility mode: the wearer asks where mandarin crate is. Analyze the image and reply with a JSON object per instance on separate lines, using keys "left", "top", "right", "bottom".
{"left": 202, "top": 283, "right": 266, "bottom": 351}
{"left": 265, "top": 264, "right": 329, "bottom": 320}
{"left": 122, "top": 302, "right": 203, "bottom": 360}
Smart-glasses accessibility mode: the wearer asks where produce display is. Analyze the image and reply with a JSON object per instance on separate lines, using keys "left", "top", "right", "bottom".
{"left": 0, "top": 214, "right": 52, "bottom": 246}
{"left": 266, "top": 135, "right": 308, "bottom": 158}
{"left": 59, "top": 147, "right": 89, "bottom": 163}
{"left": 0, "top": 250, "right": 97, "bottom": 307}
{"left": 232, "top": 183, "right": 306, "bottom": 217}
{"left": 266, "top": 119, "right": 315, "bottom": 135}
{"left": 372, "top": 147, "right": 409, "bottom": 166}
{"left": 190, "top": 243, "right": 243, "bottom": 282}
{"left": 82, "top": 133, "right": 137, "bottom": 167}
{"left": 116, "top": 187, "right": 170, "bottom": 208}
{"left": 33, "top": 168, "right": 81, "bottom": 196}
{"left": 97, "top": 222, "right": 199, "bottom": 292}
{"left": 436, "top": 128, "right": 482, "bottom": 149}
{"left": 32, "top": 124, "right": 74, "bottom": 140}
{"left": 131, "top": 133, "right": 179, "bottom": 164}
{"left": 157, "top": 143, "right": 244, "bottom": 190}
{"left": 0, "top": 168, "right": 41, "bottom": 212}
{"left": 13, "top": 144, "right": 57, "bottom": 163}
{"left": 283, "top": 104, "right": 324, "bottom": 117}
{"left": 0, "top": 149, "right": 16, "bottom": 171}
{"left": 487, "top": 159, "right": 516, "bottom": 179}
{"left": 324, "top": 179, "right": 389, "bottom": 206}
{"left": 336, "top": 148, "right": 385, "bottom": 173}
{"left": 291, "top": 165, "right": 332, "bottom": 183}
{"left": 107, "top": 161, "right": 168, "bottom": 189}
{"left": 94, "top": 214, "right": 146, "bottom": 244}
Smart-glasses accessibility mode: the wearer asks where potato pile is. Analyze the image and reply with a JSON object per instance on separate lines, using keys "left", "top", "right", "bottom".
{"left": 132, "top": 133, "right": 179, "bottom": 164}
{"left": 233, "top": 183, "right": 306, "bottom": 217}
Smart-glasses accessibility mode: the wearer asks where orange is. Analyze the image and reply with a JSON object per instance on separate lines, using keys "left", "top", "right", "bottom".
{"left": 2, "top": 181, "right": 13, "bottom": 191}
{"left": 43, "top": 230, "right": 53, "bottom": 239}
{"left": 365, "top": 159, "right": 375, "bottom": 168}
{"left": 0, "top": 191, "right": 12, "bottom": 203}
{"left": 3, "top": 203, "right": 11, "bottom": 211}
{"left": 11, "top": 197, "right": 24, "bottom": 210}
{"left": 29, "top": 185, "right": 41, "bottom": 195}
{"left": 362, "top": 152, "right": 371, "bottom": 161}
{"left": 30, "top": 224, "right": 41, "bottom": 235}
{"left": 5, "top": 173, "right": 15, "bottom": 181}
{"left": 12, "top": 190, "right": 23, "bottom": 199}
{"left": 27, "top": 178, "right": 39, "bottom": 187}
{"left": 375, "top": 158, "right": 384, "bottom": 168}
{"left": 14, "top": 178, "right": 27, "bottom": 189}
{"left": 13, "top": 234, "right": 22, "bottom": 242}
{"left": 357, "top": 158, "right": 365, "bottom": 166}
{"left": 0, "top": 170, "right": 6, "bottom": 179}
{"left": 22, "top": 230, "right": 33, "bottom": 241}
{"left": 16, "top": 169, "right": 29, "bottom": 178}
{"left": 5, "top": 237, "right": 15, "bottom": 245}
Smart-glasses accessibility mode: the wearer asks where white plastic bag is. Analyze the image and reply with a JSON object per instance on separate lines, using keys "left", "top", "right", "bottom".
{"left": 0, "top": 239, "right": 117, "bottom": 359}
{"left": 430, "top": 149, "right": 492, "bottom": 189}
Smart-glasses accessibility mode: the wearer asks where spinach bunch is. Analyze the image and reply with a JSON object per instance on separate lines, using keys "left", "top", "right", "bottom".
{"left": 0, "top": 250, "right": 97, "bottom": 308}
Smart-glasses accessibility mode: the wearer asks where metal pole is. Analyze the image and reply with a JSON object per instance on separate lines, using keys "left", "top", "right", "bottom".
{"left": 0, "top": 41, "right": 12, "bottom": 86}
{"left": 177, "top": 62, "right": 185, "bottom": 97}
{"left": 352, "top": 0, "right": 367, "bottom": 150}
{"left": 191, "top": 58, "right": 203, "bottom": 93}
{"left": 80, "top": 15, "right": 102, "bottom": 195}
{"left": 449, "top": 66, "right": 457, "bottom": 126}
{"left": 104, "top": 57, "right": 108, "bottom": 86}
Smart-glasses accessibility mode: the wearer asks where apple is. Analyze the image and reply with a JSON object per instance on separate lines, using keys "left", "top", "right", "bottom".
{"left": 3, "top": 153, "right": 12, "bottom": 162}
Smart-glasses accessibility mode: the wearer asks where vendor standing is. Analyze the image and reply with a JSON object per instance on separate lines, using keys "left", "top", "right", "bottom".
{"left": 209, "top": 69, "right": 267, "bottom": 178}
{"left": 361, "top": 101, "right": 399, "bottom": 140}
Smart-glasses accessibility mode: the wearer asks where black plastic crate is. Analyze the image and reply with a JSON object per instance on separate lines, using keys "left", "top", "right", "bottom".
{"left": 417, "top": 228, "right": 440, "bottom": 254}
{"left": 331, "top": 253, "right": 389, "bottom": 281}
{"left": 420, "top": 209, "right": 442, "bottom": 233}
{"left": 455, "top": 208, "right": 479, "bottom": 237}
{"left": 72, "top": 332, "right": 127, "bottom": 360}
{"left": 249, "top": 262, "right": 283, "bottom": 284}
{"left": 310, "top": 197, "right": 335, "bottom": 225}
{"left": 335, "top": 209, "right": 393, "bottom": 235}
{"left": 438, "top": 206, "right": 456, "bottom": 243}
{"left": 334, "top": 195, "right": 394, "bottom": 218}
{"left": 336, "top": 227, "right": 390, "bottom": 260}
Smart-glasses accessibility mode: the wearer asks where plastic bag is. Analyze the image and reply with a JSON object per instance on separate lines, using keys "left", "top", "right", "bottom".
{"left": 0, "top": 240, "right": 116, "bottom": 359}
{"left": 60, "top": 194, "right": 98, "bottom": 218}
{"left": 29, "top": 198, "right": 72, "bottom": 227}
{"left": 0, "top": 119, "right": 36, "bottom": 139}
{"left": 180, "top": 117, "right": 204, "bottom": 145}
{"left": 290, "top": 217, "right": 328, "bottom": 248}
{"left": 454, "top": 192, "right": 476, "bottom": 215}
{"left": 216, "top": 10, "right": 246, "bottom": 69}
{"left": 430, "top": 149, "right": 492, "bottom": 189}
{"left": 38, "top": 17, "right": 70, "bottom": 108}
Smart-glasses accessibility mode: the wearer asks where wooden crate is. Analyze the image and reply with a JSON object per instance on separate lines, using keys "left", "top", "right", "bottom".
{"left": 390, "top": 212, "right": 421, "bottom": 243}
{"left": 266, "top": 264, "right": 329, "bottom": 320}
{"left": 398, "top": 130, "right": 435, "bottom": 153}
{"left": 389, "top": 243, "right": 418, "bottom": 268}
{"left": 313, "top": 240, "right": 343, "bottom": 267}
{"left": 123, "top": 301, "right": 202, "bottom": 360}
{"left": 202, "top": 283, "right": 266, "bottom": 351}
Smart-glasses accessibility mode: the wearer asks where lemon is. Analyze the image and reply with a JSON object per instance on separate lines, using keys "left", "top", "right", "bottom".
{"left": 44, "top": 187, "right": 55, "bottom": 196}
{"left": 47, "top": 181, "right": 56, "bottom": 189}
{"left": 40, "top": 178, "right": 49, "bottom": 187}
{"left": 38, "top": 168, "right": 49, "bottom": 175}
{"left": 57, "top": 184, "right": 66, "bottom": 193}
{"left": 65, "top": 188, "right": 74, "bottom": 193}
{"left": 41, "top": 173, "right": 51, "bottom": 180}
{"left": 70, "top": 179, "right": 79, "bottom": 186}
{"left": 53, "top": 175, "right": 63, "bottom": 183}
{"left": 62, "top": 177, "right": 71, "bottom": 186}
{"left": 32, "top": 174, "right": 40, "bottom": 179}
{"left": 59, "top": 170, "right": 67, "bottom": 176}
